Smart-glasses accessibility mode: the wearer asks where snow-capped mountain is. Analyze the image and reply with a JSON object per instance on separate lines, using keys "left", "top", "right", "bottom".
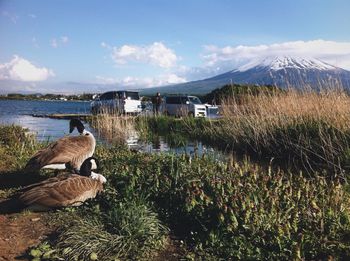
{"left": 235, "top": 56, "right": 337, "bottom": 72}
{"left": 143, "top": 56, "right": 350, "bottom": 95}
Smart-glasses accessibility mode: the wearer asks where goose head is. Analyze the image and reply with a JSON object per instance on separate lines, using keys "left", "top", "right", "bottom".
{"left": 69, "top": 119, "right": 85, "bottom": 134}
{"left": 70, "top": 118, "right": 94, "bottom": 137}
{"left": 80, "top": 157, "right": 107, "bottom": 183}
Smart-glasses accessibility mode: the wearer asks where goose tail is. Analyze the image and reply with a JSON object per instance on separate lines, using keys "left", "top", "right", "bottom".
{"left": 23, "top": 155, "right": 42, "bottom": 172}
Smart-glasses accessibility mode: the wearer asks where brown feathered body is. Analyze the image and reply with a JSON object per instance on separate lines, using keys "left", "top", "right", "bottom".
{"left": 19, "top": 174, "right": 103, "bottom": 211}
{"left": 24, "top": 133, "right": 96, "bottom": 172}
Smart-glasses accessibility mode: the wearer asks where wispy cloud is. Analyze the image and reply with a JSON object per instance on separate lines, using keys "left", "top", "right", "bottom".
{"left": 95, "top": 73, "right": 186, "bottom": 87}
{"left": 102, "top": 42, "right": 179, "bottom": 68}
{"left": 2, "top": 11, "right": 19, "bottom": 24}
{"left": 0, "top": 55, "right": 54, "bottom": 82}
{"left": 32, "top": 37, "right": 39, "bottom": 48}
{"left": 51, "top": 38, "right": 58, "bottom": 48}
{"left": 28, "top": 13, "right": 37, "bottom": 19}
{"left": 50, "top": 36, "right": 69, "bottom": 48}
{"left": 61, "top": 36, "right": 69, "bottom": 44}
{"left": 100, "top": 42, "right": 109, "bottom": 48}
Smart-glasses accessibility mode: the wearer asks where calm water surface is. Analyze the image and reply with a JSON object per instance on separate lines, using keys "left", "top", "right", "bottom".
{"left": 0, "top": 99, "right": 227, "bottom": 159}
{"left": 0, "top": 100, "right": 90, "bottom": 141}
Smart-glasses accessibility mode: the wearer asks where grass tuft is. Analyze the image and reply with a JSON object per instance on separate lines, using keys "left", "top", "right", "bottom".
{"left": 56, "top": 195, "right": 168, "bottom": 260}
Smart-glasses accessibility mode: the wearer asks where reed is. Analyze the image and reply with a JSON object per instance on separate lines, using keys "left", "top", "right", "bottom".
{"left": 89, "top": 107, "right": 137, "bottom": 145}
{"left": 206, "top": 88, "right": 350, "bottom": 171}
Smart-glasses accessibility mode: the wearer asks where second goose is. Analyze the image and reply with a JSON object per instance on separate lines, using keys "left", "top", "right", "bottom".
{"left": 24, "top": 119, "right": 96, "bottom": 173}
{"left": 19, "top": 157, "right": 106, "bottom": 211}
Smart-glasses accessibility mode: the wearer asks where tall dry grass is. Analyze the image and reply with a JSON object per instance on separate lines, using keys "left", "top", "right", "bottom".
{"left": 219, "top": 88, "right": 350, "bottom": 171}
{"left": 90, "top": 107, "right": 137, "bottom": 145}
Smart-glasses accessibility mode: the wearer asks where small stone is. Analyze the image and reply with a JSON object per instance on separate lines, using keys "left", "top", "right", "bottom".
{"left": 90, "top": 252, "right": 98, "bottom": 260}
{"left": 31, "top": 218, "right": 41, "bottom": 222}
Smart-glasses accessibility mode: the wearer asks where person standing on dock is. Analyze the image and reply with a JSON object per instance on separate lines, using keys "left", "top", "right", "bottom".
{"left": 152, "top": 92, "right": 162, "bottom": 115}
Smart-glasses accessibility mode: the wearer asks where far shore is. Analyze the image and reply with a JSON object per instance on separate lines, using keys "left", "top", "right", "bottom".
{"left": 0, "top": 98, "right": 91, "bottom": 102}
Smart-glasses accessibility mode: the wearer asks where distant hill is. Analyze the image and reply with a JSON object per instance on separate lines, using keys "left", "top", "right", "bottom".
{"left": 201, "top": 84, "right": 282, "bottom": 104}
{"left": 141, "top": 56, "right": 350, "bottom": 95}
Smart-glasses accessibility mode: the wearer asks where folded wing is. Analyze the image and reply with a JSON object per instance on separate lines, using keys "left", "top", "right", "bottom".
{"left": 24, "top": 135, "right": 95, "bottom": 171}
{"left": 19, "top": 174, "right": 103, "bottom": 208}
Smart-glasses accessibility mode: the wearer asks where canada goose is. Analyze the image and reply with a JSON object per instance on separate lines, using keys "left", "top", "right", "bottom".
{"left": 19, "top": 157, "right": 106, "bottom": 211}
{"left": 24, "top": 119, "right": 96, "bottom": 173}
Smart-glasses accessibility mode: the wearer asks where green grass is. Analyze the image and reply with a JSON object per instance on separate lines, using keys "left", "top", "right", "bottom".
{"left": 0, "top": 125, "right": 42, "bottom": 172}
{"left": 2, "top": 124, "right": 350, "bottom": 260}
{"left": 54, "top": 194, "right": 168, "bottom": 260}
{"left": 93, "top": 146, "right": 350, "bottom": 260}
{"left": 0, "top": 125, "right": 47, "bottom": 198}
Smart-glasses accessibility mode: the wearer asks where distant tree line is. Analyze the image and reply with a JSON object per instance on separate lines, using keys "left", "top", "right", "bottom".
{"left": 140, "top": 84, "right": 283, "bottom": 105}
{"left": 0, "top": 93, "right": 95, "bottom": 101}
{"left": 0, "top": 84, "right": 283, "bottom": 103}
{"left": 201, "top": 84, "right": 283, "bottom": 104}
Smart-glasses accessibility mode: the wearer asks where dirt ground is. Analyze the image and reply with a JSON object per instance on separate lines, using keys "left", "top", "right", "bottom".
{"left": 154, "top": 236, "right": 188, "bottom": 261}
{"left": 0, "top": 211, "right": 55, "bottom": 261}
{"left": 0, "top": 171, "right": 57, "bottom": 261}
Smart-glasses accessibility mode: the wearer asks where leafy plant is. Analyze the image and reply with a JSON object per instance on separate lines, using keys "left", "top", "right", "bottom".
{"left": 94, "top": 146, "right": 350, "bottom": 259}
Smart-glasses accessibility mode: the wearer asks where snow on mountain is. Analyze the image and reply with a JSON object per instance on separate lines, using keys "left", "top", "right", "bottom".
{"left": 142, "top": 56, "right": 350, "bottom": 95}
{"left": 235, "top": 56, "right": 337, "bottom": 72}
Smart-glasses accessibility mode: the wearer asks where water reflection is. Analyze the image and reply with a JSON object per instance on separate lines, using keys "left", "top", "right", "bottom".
{"left": 0, "top": 100, "right": 227, "bottom": 160}
{"left": 1, "top": 114, "right": 227, "bottom": 160}
{"left": 126, "top": 131, "right": 228, "bottom": 161}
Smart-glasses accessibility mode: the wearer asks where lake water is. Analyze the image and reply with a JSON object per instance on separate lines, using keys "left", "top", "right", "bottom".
{"left": 0, "top": 99, "right": 227, "bottom": 159}
{"left": 0, "top": 100, "right": 91, "bottom": 141}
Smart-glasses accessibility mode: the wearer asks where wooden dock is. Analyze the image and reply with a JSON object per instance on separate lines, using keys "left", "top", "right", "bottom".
{"left": 31, "top": 113, "right": 92, "bottom": 120}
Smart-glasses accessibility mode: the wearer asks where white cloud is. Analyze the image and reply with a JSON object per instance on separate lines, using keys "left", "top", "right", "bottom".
{"left": 201, "top": 40, "right": 350, "bottom": 71}
{"left": 0, "top": 55, "right": 55, "bottom": 82}
{"left": 95, "top": 73, "right": 186, "bottom": 87}
{"left": 105, "top": 42, "right": 179, "bottom": 68}
{"left": 28, "top": 14, "right": 37, "bottom": 19}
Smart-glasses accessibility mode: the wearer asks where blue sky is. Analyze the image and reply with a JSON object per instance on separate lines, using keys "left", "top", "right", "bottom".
{"left": 1, "top": 0, "right": 350, "bottom": 93}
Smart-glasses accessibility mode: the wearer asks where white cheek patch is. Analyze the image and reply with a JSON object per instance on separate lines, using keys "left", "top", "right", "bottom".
{"left": 91, "top": 160, "right": 97, "bottom": 170}
{"left": 91, "top": 172, "right": 107, "bottom": 183}
{"left": 83, "top": 129, "right": 93, "bottom": 137}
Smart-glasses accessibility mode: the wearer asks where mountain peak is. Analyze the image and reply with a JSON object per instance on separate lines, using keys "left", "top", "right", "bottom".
{"left": 236, "top": 55, "right": 337, "bottom": 72}
{"left": 143, "top": 55, "right": 350, "bottom": 95}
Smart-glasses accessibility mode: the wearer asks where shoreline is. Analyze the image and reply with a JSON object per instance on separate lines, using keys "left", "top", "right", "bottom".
{"left": 0, "top": 98, "right": 91, "bottom": 102}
